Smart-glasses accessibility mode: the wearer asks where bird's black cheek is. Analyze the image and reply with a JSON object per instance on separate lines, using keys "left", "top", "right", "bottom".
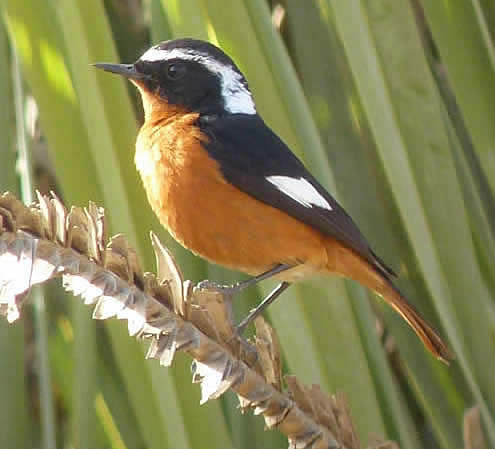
{"left": 160, "top": 85, "right": 188, "bottom": 108}
{"left": 160, "top": 84, "right": 209, "bottom": 112}
{"left": 188, "top": 86, "right": 225, "bottom": 114}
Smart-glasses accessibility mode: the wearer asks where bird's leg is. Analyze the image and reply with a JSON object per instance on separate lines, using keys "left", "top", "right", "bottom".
{"left": 230, "top": 264, "right": 292, "bottom": 293}
{"left": 237, "top": 281, "right": 291, "bottom": 333}
{"left": 198, "top": 264, "right": 292, "bottom": 296}
{"left": 197, "top": 264, "right": 292, "bottom": 333}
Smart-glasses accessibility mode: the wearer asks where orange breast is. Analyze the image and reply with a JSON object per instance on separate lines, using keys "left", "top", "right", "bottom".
{"left": 135, "top": 110, "right": 329, "bottom": 280}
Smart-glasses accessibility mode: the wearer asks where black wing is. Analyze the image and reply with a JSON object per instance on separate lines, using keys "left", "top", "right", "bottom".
{"left": 198, "top": 114, "right": 395, "bottom": 279}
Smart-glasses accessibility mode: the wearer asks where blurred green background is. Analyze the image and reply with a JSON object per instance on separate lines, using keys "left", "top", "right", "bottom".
{"left": 1, "top": 0, "right": 494, "bottom": 448}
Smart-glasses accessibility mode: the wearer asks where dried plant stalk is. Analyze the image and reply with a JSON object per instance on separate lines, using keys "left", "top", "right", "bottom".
{"left": 0, "top": 190, "right": 394, "bottom": 449}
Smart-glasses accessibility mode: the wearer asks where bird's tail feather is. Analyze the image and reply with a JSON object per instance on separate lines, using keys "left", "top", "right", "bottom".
{"left": 375, "top": 281, "right": 453, "bottom": 364}
{"left": 323, "top": 240, "right": 452, "bottom": 363}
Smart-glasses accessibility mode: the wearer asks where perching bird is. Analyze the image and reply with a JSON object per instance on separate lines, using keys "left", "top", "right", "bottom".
{"left": 94, "top": 38, "right": 451, "bottom": 363}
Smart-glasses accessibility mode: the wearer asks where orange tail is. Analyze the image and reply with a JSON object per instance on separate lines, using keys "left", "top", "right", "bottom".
{"left": 375, "top": 281, "right": 453, "bottom": 364}
{"left": 325, "top": 241, "right": 453, "bottom": 363}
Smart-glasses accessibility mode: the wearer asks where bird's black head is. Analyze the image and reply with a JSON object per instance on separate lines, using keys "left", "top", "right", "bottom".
{"left": 94, "top": 38, "right": 256, "bottom": 117}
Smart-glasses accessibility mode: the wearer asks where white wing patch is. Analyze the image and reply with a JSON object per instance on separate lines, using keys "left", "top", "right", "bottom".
{"left": 140, "top": 47, "right": 256, "bottom": 115}
{"left": 266, "top": 176, "right": 332, "bottom": 210}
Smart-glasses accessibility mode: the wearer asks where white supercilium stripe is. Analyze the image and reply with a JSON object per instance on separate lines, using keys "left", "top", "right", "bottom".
{"left": 266, "top": 176, "right": 332, "bottom": 210}
{"left": 140, "top": 47, "right": 256, "bottom": 115}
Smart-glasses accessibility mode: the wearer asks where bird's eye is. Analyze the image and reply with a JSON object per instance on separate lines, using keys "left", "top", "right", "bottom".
{"left": 166, "top": 63, "right": 186, "bottom": 80}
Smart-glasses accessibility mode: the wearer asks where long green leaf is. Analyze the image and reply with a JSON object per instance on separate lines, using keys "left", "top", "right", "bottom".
{"left": 330, "top": 0, "right": 495, "bottom": 444}
{"left": 421, "top": 0, "right": 495, "bottom": 198}
{"left": 72, "top": 302, "right": 101, "bottom": 449}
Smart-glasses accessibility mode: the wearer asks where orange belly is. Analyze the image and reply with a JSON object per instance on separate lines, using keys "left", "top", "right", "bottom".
{"left": 135, "top": 111, "right": 329, "bottom": 280}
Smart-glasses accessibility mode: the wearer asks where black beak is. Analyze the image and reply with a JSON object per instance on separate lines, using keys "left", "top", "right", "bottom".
{"left": 93, "top": 63, "right": 149, "bottom": 80}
